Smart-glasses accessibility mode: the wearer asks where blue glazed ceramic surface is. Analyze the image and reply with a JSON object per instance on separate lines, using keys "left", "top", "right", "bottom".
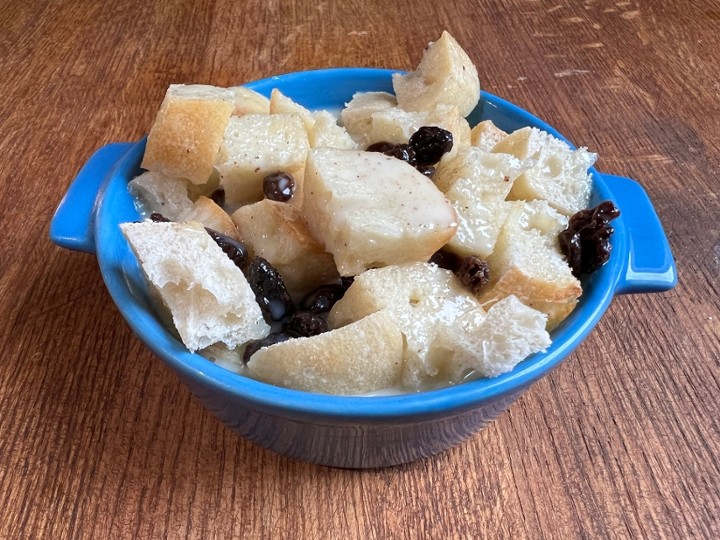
{"left": 50, "top": 68, "right": 676, "bottom": 468}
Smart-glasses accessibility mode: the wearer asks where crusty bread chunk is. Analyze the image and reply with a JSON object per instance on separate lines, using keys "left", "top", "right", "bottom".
{"left": 120, "top": 221, "right": 270, "bottom": 352}
{"left": 478, "top": 200, "right": 581, "bottom": 320}
{"left": 269, "top": 89, "right": 316, "bottom": 131}
{"left": 328, "top": 262, "right": 483, "bottom": 387}
{"left": 309, "top": 111, "right": 358, "bottom": 150}
{"left": 228, "top": 86, "right": 270, "bottom": 116}
{"left": 526, "top": 298, "right": 578, "bottom": 331}
{"left": 340, "top": 91, "right": 397, "bottom": 147}
{"left": 428, "top": 295, "right": 550, "bottom": 381}
{"left": 303, "top": 148, "right": 458, "bottom": 275}
{"left": 141, "top": 84, "right": 234, "bottom": 185}
{"left": 366, "top": 104, "right": 471, "bottom": 153}
{"left": 128, "top": 171, "right": 194, "bottom": 220}
{"left": 231, "top": 199, "right": 339, "bottom": 296}
{"left": 492, "top": 127, "right": 595, "bottom": 216}
{"left": 179, "top": 196, "right": 240, "bottom": 240}
{"left": 215, "top": 113, "right": 309, "bottom": 209}
{"left": 434, "top": 147, "right": 523, "bottom": 258}
{"left": 471, "top": 120, "right": 507, "bottom": 151}
{"left": 247, "top": 311, "right": 404, "bottom": 394}
{"left": 393, "top": 31, "right": 480, "bottom": 117}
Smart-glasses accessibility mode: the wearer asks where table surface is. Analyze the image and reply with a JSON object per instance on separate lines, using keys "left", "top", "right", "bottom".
{"left": 2, "top": 0, "right": 719, "bottom": 538}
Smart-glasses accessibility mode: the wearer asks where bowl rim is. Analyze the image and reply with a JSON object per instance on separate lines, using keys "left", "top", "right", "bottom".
{"left": 95, "top": 67, "right": 625, "bottom": 420}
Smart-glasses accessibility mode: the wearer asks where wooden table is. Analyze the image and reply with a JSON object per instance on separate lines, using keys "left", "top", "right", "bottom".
{"left": 2, "top": 0, "right": 718, "bottom": 537}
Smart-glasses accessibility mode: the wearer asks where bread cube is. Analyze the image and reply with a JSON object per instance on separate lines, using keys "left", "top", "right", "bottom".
{"left": 367, "top": 104, "right": 471, "bottom": 153}
{"left": 200, "top": 342, "right": 246, "bottom": 373}
{"left": 247, "top": 311, "right": 404, "bottom": 394}
{"left": 492, "top": 127, "right": 595, "bottom": 216}
{"left": 228, "top": 86, "right": 270, "bottom": 116}
{"left": 215, "top": 113, "right": 309, "bottom": 209}
{"left": 471, "top": 120, "right": 507, "bottom": 151}
{"left": 340, "top": 91, "right": 397, "bottom": 148}
{"left": 434, "top": 147, "right": 523, "bottom": 257}
{"left": 478, "top": 200, "right": 581, "bottom": 315}
{"left": 179, "top": 196, "right": 240, "bottom": 240}
{"left": 231, "top": 199, "right": 339, "bottom": 296}
{"left": 269, "top": 89, "right": 316, "bottom": 131}
{"left": 141, "top": 84, "right": 234, "bottom": 184}
{"left": 428, "top": 295, "right": 551, "bottom": 381}
{"left": 302, "top": 148, "right": 458, "bottom": 275}
{"left": 328, "top": 262, "right": 483, "bottom": 387}
{"left": 128, "top": 171, "right": 194, "bottom": 220}
{"left": 309, "top": 111, "right": 358, "bottom": 150}
{"left": 120, "top": 221, "right": 270, "bottom": 352}
{"left": 393, "top": 31, "right": 480, "bottom": 117}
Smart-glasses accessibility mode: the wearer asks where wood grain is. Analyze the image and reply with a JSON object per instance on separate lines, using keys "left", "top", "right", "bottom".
{"left": 1, "top": 0, "right": 718, "bottom": 538}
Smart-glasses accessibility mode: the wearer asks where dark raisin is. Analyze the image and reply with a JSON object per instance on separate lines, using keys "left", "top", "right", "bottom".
{"left": 559, "top": 200, "right": 620, "bottom": 277}
{"left": 283, "top": 312, "right": 328, "bottom": 338}
{"left": 242, "top": 332, "right": 292, "bottom": 363}
{"left": 429, "top": 249, "right": 461, "bottom": 272}
{"left": 415, "top": 164, "right": 436, "bottom": 178}
{"left": 150, "top": 213, "right": 171, "bottom": 222}
{"left": 246, "top": 257, "right": 294, "bottom": 321}
{"left": 366, "top": 141, "right": 396, "bottom": 153}
{"left": 455, "top": 256, "right": 490, "bottom": 294}
{"left": 366, "top": 141, "right": 417, "bottom": 166}
{"left": 205, "top": 228, "right": 249, "bottom": 269}
{"left": 300, "top": 284, "right": 347, "bottom": 313}
{"left": 263, "top": 172, "right": 295, "bottom": 202}
{"left": 409, "top": 126, "right": 454, "bottom": 166}
{"left": 388, "top": 143, "right": 417, "bottom": 165}
{"left": 210, "top": 187, "right": 225, "bottom": 208}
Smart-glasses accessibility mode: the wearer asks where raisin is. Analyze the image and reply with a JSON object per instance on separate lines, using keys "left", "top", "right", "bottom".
{"left": 300, "top": 284, "right": 347, "bottom": 313}
{"left": 246, "top": 257, "right": 294, "bottom": 321}
{"left": 409, "top": 126, "right": 454, "bottom": 166}
{"left": 205, "top": 228, "right": 249, "bottom": 269}
{"left": 283, "top": 312, "right": 328, "bottom": 338}
{"left": 150, "top": 213, "right": 171, "bottom": 222}
{"left": 416, "top": 164, "right": 436, "bottom": 178}
{"left": 263, "top": 172, "right": 295, "bottom": 202}
{"left": 559, "top": 200, "right": 620, "bottom": 277}
{"left": 210, "top": 187, "right": 226, "bottom": 208}
{"left": 455, "top": 256, "right": 490, "bottom": 294}
{"left": 242, "top": 332, "right": 292, "bottom": 363}
{"left": 429, "top": 249, "right": 461, "bottom": 272}
{"left": 366, "top": 141, "right": 396, "bottom": 153}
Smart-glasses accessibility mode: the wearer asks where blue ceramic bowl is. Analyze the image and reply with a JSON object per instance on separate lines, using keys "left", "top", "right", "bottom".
{"left": 50, "top": 68, "right": 676, "bottom": 468}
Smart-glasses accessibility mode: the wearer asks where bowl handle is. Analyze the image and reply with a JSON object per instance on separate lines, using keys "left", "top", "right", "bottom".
{"left": 49, "top": 143, "right": 135, "bottom": 254}
{"left": 601, "top": 174, "right": 677, "bottom": 294}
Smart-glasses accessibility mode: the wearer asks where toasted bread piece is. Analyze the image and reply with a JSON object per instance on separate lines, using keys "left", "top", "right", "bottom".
{"left": 434, "top": 147, "right": 523, "bottom": 257}
{"left": 231, "top": 199, "right": 339, "bottom": 296}
{"left": 328, "top": 262, "right": 483, "bottom": 387}
{"left": 367, "top": 104, "right": 471, "bottom": 154}
{"left": 309, "top": 111, "right": 358, "bottom": 150}
{"left": 303, "top": 148, "right": 458, "bottom": 275}
{"left": 492, "top": 127, "right": 595, "bottom": 216}
{"left": 478, "top": 200, "right": 581, "bottom": 314}
{"left": 228, "top": 86, "right": 271, "bottom": 116}
{"left": 269, "top": 89, "right": 316, "bottom": 131}
{"left": 215, "top": 113, "right": 309, "bottom": 209}
{"left": 120, "top": 221, "right": 270, "bottom": 352}
{"left": 247, "top": 311, "right": 404, "bottom": 394}
{"left": 128, "top": 171, "right": 195, "bottom": 220}
{"left": 393, "top": 31, "right": 480, "bottom": 117}
{"left": 526, "top": 298, "right": 578, "bottom": 331}
{"left": 340, "top": 91, "right": 397, "bottom": 148}
{"left": 141, "top": 84, "right": 234, "bottom": 185}
{"left": 428, "top": 295, "right": 550, "bottom": 381}
{"left": 471, "top": 120, "right": 507, "bottom": 151}
{"left": 179, "top": 196, "right": 240, "bottom": 240}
